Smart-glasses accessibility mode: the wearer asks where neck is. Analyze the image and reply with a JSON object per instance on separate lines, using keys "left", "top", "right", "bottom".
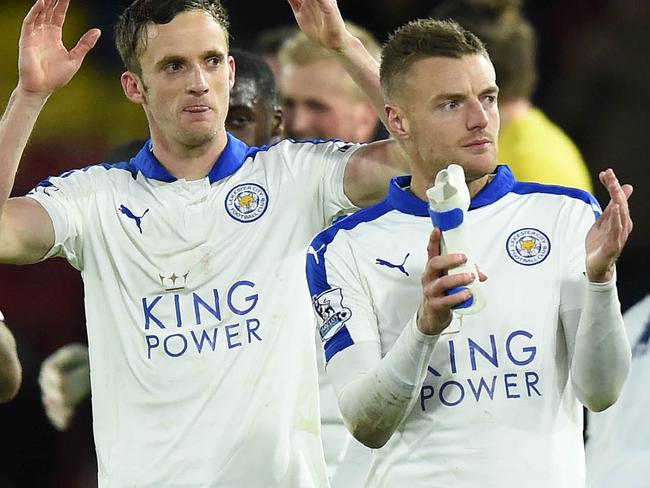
{"left": 150, "top": 130, "right": 228, "bottom": 181}
{"left": 409, "top": 164, "right": 492, "bottom": 202}
{"left": 499, "top": 98, "right": 531, "bottom": 126}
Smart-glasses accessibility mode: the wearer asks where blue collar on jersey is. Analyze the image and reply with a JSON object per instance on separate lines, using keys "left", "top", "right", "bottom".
{"left": 386, "top": 165, "right": 515, "bottom": 216}
{"left": 132, "top": 133, "right": 249, "bottom": 184}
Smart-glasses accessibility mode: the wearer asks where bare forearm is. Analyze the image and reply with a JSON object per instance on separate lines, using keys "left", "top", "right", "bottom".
{"left": 0, "top": 88, "right": 48, "bottom": 213}
{"left": 0, "top": 319, "right": 22, "bottom": 402}
{"left": 334, "top": 34, "right": 386, "bottom": 128}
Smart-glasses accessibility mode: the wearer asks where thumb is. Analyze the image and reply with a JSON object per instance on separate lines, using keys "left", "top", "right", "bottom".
{"left": 69, "top": 28, "right": 101, "bottom": 64}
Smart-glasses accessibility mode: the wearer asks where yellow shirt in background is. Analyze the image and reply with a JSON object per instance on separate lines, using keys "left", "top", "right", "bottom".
{"left": 499, "top": 107, "right": 593, "bottom": 192}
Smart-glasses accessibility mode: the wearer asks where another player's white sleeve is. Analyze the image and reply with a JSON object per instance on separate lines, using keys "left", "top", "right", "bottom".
{"left": 277, "top": 139, "right": 361, "bottom": 223}
{"left": 307, "top": 232, "right": 438, "bottom": 448}
{"left": 559, "top": 199, "right": 630, "bottom": 412}
{"left": 25, "top": 169, "right": 93, "bottom": 270}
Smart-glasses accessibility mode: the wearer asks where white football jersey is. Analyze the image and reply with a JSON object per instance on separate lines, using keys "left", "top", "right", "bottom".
{"left": 307, "top": 166, "right": 601, "bottom": 488}
{"left": 586, "top": 294, "right": 650, "bottom": 487}
{"left": 27, "top": 135, "right": 360, "bottom": 488}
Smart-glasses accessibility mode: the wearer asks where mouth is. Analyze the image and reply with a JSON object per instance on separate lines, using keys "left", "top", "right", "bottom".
{"left": 183, "top": 105, "right": 212, "bottom": 114}
{"left": 463, "top": 138, "right": 491, "bottom": 148}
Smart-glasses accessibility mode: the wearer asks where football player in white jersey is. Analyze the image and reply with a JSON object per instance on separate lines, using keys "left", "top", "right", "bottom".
{"left": 294, "top": 2, "right": 633, "bottom": 487}
{"left": 38, "top": 47, "right": 283, "bottom": 433}
{"left": 0, "top": 1, "right": 408, "bottom": 486}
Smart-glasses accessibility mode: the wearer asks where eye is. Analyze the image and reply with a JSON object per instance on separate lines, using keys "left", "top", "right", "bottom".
{"left": 226, "top": 111, "right": 254, "bottom": 129}
{"left": 228, "top": 116, "right": 251, "bottom": 128}
{"left": 164, "top": 62, "right": 183, "bottom": 73}
{"left": 483, "top": 95, "right": 497, "bottom": 105}
{"left": 207, "top": 56, "right": 221, "bottom": 66}
{"left": 440, "top": 100, "right": 460, "bottom": 111}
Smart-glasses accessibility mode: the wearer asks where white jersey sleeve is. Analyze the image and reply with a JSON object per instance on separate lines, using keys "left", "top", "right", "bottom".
{"left": 274, "top": 139, "right": 361, "bottom": 223}
{"left": 558, "top": 194, "right": 630, "bottom": 411}
{"left": 307, "top": 216, "right": 382, "bottom": 358}
{"left": 25, "top": 167, "right": 101, "bottom": 270}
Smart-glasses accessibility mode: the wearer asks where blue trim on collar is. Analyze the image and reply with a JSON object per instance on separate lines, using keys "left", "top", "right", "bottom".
{"left": 132, "top": 133, "right": 250, "bottom": 184}
{"left": 386, "top": 165, "right": 515, "bottom": 216}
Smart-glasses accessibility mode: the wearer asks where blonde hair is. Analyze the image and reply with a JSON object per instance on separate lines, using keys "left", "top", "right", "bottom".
{"left": 279, "top": 22, "right": 381, "bottom": 102}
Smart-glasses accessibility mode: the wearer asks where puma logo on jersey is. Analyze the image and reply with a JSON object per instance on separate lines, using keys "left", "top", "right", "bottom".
{"left": 376, "top": 253, "right": 410, "bottom": 276}
{"left": 307, "top": 243, "right": 326, "bottom": 265}
{"left": 119, "top": 205, "right": 149, "bottom": 234}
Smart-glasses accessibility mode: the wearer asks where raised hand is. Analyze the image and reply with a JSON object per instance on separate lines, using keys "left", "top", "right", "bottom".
{"left": 585, "top": 168, "right": 633, "bottom": 282}
{"left": 287, "top": 0, "right": 349, "bottom": 50}
{"left": 18, "top": 0, "right": 101, "bottom": 97}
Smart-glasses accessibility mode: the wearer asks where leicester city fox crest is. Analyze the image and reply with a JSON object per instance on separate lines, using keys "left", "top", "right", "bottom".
{"left": 506, "top": 228, "right": 551, "bottom": 266}
{"left": 313, "top": 287, "right": 352, "bottom": 341}
{"left": 225, "top": 183, "right": 269, "bottom": 223}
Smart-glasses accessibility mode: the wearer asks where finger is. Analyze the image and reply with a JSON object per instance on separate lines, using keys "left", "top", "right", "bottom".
{"left": 621, "top": 184, "right": 633, "bottom": 200}
{"left": 69, "top": 28, "right": 101, "bottom": 64}
{"left": 430, "top": 272, "right": 476, "bottom": 298}
{"left": 475, "top": 264, "right": 488, "bottom": 282}
{"left": 422, "top": 252, "right": 466, "bottom": 286}
{"left": 434, "top": 287, "right": 473, "bottom": 310}
{"left": 316, "top": 0, "right": 344, "bottom": 22}
{"left": 426, "top": 228, "right": 441, "bottom": 262}
{"left": 44, "top": 0, "right": 58, "bottom": 24}
{"left": 600, "top": 170, "right": 633, "bottom": 236}
{"left": 618, "top": 184, "right": 633, "bottom": 234}
{"left": 600, "top": 169, "right": 627, "bottom": 206}
{"left": 287, "top": 0, "right": 302, "bottom": 15}
{"left": 52, "top": 0, "right": 71, "bottom": 26}
{"left": 21, "top": 0, "right": 46, "bottom": 36}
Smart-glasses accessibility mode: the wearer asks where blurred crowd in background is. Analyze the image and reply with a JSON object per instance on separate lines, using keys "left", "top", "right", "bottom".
{"left": 0, "top": 0, "right": 648, "bottom": 485}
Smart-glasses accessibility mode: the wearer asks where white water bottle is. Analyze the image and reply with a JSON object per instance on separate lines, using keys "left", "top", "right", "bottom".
{"left": 425, "top": 164, "right": 485, "bottom": 315}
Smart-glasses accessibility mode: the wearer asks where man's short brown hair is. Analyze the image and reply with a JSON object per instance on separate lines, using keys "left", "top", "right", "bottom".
{"left": 380, "top": 19, "right": 488, "bottom": 102}
{"left": 115, "top": 0, "right": 230, "bottom": 77}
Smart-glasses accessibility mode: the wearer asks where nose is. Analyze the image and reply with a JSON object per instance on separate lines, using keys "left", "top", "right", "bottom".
{"left": 285, "top": 105, "right": 314, "bottom": 139}
{"left": 466, "top": 98, "right": 489, "bottom": 131}
{"left": 187, "top": 66, "right": 209, "bottom": 96}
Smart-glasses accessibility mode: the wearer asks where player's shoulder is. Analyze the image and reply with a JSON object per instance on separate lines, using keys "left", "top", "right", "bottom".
{"left": 254, "top": 138, "right": 359, "bottom": 160}
{"left": 510, "top": 180, "right": 601, "bottom": 215}
{"left": 309, "top": 200, "right": 394, "bottom": 261}
{"left": 31, "top": 161, "right": 138, "bottom": 195}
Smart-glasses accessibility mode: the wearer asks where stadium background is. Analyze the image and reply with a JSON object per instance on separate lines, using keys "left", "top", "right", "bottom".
{"left": 0, "top": 0, "right": 647, "bottom": 485}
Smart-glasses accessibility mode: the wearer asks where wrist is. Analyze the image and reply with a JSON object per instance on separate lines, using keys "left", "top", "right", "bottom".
{"left": 587, "top": 266, "right": 616, "bottom": 284}
{"left": 333, "top": 32, "right": 362, "bottom": 56}
{"left": 12, "top": 86, "right": 50, "bottom": 107}
{"left": 416, "top": 305, "right": 450, "bottom": 337}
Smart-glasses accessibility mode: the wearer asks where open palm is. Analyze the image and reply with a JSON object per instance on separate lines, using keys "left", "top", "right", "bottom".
{"left": 19, "top": 0, "right": 100, "bottom": 95}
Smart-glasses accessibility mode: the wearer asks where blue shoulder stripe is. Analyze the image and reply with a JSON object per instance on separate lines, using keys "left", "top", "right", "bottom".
{"left": 33, "top": 161, "right": 138, "bottom": 190}
{"left": 512, "top": 181, "right": 602, "bottom": 219}
{"left": 243, "top": 137, "right": 345, "bottom": 162}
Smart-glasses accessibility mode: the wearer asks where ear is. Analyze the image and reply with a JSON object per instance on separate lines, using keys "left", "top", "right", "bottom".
{"left": 228, "top": 55, "right": 236, "bottom": 90}
{"left": 385, "top": 104, "right": 410, "bottom": 141}
{"left": 121, "top": 71, "right": 146, "bottom": 105}
{"left": 271, "top": 108, "right": 283, "bottom": 138}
